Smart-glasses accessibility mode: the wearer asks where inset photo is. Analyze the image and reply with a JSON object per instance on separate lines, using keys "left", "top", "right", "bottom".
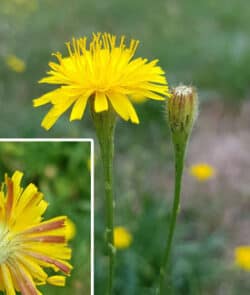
{"left": 0, "top": 139, "right": 92, "bottom": 295}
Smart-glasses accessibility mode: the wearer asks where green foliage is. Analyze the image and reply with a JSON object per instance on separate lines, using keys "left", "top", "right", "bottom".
{"left": 0, "top": 141, "right": 91, "bottom": 294}
{"left": 95, "top": 192, "right": 226, "bottom": 295}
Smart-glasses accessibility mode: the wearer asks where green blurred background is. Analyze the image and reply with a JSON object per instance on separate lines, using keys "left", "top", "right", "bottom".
{"left": 1, "top": 0, "right": 250, "bottom": 294}
{"left": 0, "top": 141, "right": 90, "bottom": 294}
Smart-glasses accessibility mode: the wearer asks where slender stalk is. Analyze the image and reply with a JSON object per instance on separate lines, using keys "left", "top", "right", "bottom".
{"left": 157, "top": 143, "right": 186, "bottom": 295}
{"left": 91, "top": 108, "right": 116, "bottom": 295}
{"left": 101, "top": 128, "right": 115, "bottom": 295}
{"left": 157, "top": 84, "right": 198, "bottom": 294}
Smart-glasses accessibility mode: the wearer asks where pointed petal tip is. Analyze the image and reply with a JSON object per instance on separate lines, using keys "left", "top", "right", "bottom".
{"left": 94, "top": 107, "right": 109, "bottom": 114}
{"left": 33, "top": 99, "right": 42, "bottom": 107}
{"left": 132, "top": 118, "right": 140, "bottom": 124}
{"left": 41, "top": 121, "right": 52, "bottom": 131}
{"left": 69, "top": 116, "right": 80, "bottom": 122}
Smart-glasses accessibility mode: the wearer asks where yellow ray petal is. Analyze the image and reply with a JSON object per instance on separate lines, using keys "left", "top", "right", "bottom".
{"left": 33, "top": 89, "right": 63, "bottom": 107}
{"left": 1, "top": 264, "right": 16, "bottom": 295}
{"left": 94, "top": 92, "right": 108, "bottom": 112}
{"left": 47, "top": 275, "right": 66, "bottom": 286}
{"left": 15, "top": 255, "right": 48, "bottom": 284}
{"left": 108, "top": 93, "right": 139, "bottom": 124}
{"left": 15, "top": 263, "right": 42, "bottom": 295}
{"left": 11, "top": 171, "right": 23, "bottom": 199}
{"left": 14, "top": 183, "right": 38, "bottom": 217}
{"left": 70, "top": 92, "right": 91, "bottom": 121}
{"left": 41, "top": 97, "right": 76, "bottom": 130}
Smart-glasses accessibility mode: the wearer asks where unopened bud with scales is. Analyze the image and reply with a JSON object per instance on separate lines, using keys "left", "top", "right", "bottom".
{"left": 167, "top": 85, "right": 198, "bottom": 147}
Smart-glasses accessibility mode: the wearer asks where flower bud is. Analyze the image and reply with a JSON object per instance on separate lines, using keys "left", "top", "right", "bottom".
{"left": 167, "top": 85, "right": 198, "bottom": 146}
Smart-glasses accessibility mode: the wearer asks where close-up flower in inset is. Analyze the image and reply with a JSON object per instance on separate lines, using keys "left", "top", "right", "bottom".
{"left": 235, "top": 246, "right": 250, "bottom": 271}
{"left": 114, "top": 226, "right": 132, "bottom": 250}
{"left": 0, "top": 171, "right": 72, "bottom": 294}
{"left": 33, "top": 32, "right": 169, "bottom": 130}
{"left": 189, "top": 163, "right": 215, "bottom": 181}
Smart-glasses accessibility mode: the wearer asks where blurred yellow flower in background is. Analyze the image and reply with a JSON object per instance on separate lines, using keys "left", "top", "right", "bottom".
{"left": 0, "top": 171, "right": 72, "bottom": 294}
{"left": 114, "top": 226, "right": 132, "bottom": 250}
{"left": 235, "top": 246, "right": 250, "bottom": 271}
{"left": 189, "top": 163, "right": 215, "bottom": 181}
{"left": 33, "top": 32, "right": 169, "bottom": 130}
{"left": 5, "top": 54, "right": 26, "bottom": 73}
{"left": 44, "top": 164, "right": 58, "bottom": 179}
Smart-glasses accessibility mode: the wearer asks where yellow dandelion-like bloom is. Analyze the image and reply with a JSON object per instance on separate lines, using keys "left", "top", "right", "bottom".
{"left": 114, "top": 226, "right": 132, "bottom": 250}
{"left": 0, "top": 171, "right": 72, "bottom": 294}
{"left": 5, "top": 55, "right": 26, "bottom": 73}
{"left": 189, "top": 163, "right": 215, "bottom": 181}
{"left": 33, "top": 32, "right": 169, "bottom": 130}
{"left": 235, "top": 246, "right": 250, "bottom": 271}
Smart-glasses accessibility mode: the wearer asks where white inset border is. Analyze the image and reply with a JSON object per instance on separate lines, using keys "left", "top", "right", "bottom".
{"left": 0, "top": 138, "right": 94, "bottom": 295}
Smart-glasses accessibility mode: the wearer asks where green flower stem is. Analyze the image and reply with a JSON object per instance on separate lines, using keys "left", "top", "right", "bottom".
{"left": 158, "top": 142, "right": 187, "bottom": 295}
{"left": 91, "top": 108, "right": 116, "bottom": 295}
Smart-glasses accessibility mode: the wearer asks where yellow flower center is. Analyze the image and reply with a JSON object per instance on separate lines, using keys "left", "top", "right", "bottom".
{"left": 0, "top": 223, "right": 19, "bottom": 264}
{"left": 0, "top": 223, "right": 10, "bottom": 263}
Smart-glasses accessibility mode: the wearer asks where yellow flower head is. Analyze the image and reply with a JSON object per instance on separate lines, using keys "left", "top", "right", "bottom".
{"left": 5, "top": 55, "right": 26, "bottom": 73}
{"left": 0, "top": 171, "right": 72, "bottom": 294}
{"left": 114, "top": 226, "right": 132, "bottom": 250}
{"left": 235, "top": 246, "right": 250, "bottom": 271}
{"left": 33, "top": 33, "right": 169, "bottom": 130}
{"left": 189, "top": 163, "right": 215, "bottom": 181}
